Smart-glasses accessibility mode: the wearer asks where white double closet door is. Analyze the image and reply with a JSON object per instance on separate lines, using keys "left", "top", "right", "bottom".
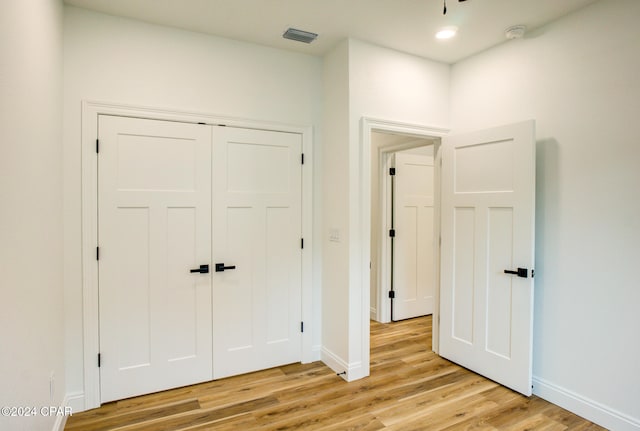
{"left": 98, "top": 116, "right": 302, "bottom": 403}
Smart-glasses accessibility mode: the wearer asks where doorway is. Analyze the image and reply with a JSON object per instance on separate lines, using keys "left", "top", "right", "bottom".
{"left": 371, "top": 133, "right": 438, "bottom": 324}
{"left": 365, "top": 122, "right": 446, "bottom": 369}
{"left": 357, "top": 117, "right": 449, "bottom": 382}
{"left": 370, "top": 130, "right": 439, "bottom": 323}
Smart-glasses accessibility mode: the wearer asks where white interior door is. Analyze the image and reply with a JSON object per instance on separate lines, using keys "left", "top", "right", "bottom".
{"left": 98, "top": 116, "right": 213, "bottom": 403}
{"left": 392, "top": 152, "right": 435, "bottom": 320}
{"left": 439, "top": 120, "right": 536, "bottom": 396}
{"left": 212, "top": 126, "right": 302, "bottom": 379}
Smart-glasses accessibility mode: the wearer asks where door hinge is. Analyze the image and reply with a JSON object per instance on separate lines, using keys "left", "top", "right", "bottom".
{"left": 97, "top": 353, "right": 101, "bottom": 367}
{"left": 300, "top": 322, "right": 304, "bottom": 333}
{"left": 96, "top": 247, "right": 100, "bottom": 260}
{"left": 389, "top": 167, "right": 396, "bottom": 176}
{"left": 96, "top": 139, "right": 99, "bottom": 154}
{"left": 301, "top": 238, "right": 304, "bottom": 249}
{"left": 389, "top": 229, "right": 396, "bottom": 238}
{"left": 301, "top": 153, "right": 305, "bottom": 165}
{"left": 388, "top": 290, "right": 395, "bottom": 299}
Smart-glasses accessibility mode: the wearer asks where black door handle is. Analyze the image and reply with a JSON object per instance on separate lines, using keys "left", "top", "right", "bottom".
{"left": 190, "top": 264, "right": 209, "bottom": 274}
{"left": 215, "top": 263, "right": 236, "bottom": 272}
{"left": 504, "top": 267, "right": 528, "bottom": 278}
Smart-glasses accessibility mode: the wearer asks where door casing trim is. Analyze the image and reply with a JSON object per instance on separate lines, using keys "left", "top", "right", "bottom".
{"left": 81, "top": 100, "right": 314, "bottom": 410}
{"left": 358, "top": 117, "right": 448, "bottom": 380}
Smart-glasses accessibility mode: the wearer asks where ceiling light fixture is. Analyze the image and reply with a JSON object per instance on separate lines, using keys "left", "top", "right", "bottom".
{"left": 282, "top": 28, "right": 318, "bottom": 44}
{"left": 436, "top": 26, "right": 458, "bottom": 40}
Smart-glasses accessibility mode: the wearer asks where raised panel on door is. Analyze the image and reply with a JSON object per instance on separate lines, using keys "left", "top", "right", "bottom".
{"left": 392, "top": 152, "right": 435, "bottom": 321}
{"left": 440, "top": 121, "right": 535, "bottom": 396}
{"left": 213, "top": 126, "right": 302, "bottom": 379}
{"left": 98, "top": 116, "right": 212, "bottom": 403}
{"left": 452, "top": 206, "right": 475, "bottom": 344}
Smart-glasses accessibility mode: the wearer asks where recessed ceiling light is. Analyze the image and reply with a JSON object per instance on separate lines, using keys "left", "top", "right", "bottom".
{"left": 436, "top": 26, "right": 458, "bottom": 40}
{"left": 283, "top": 28, "right": 318, "bottom": 44}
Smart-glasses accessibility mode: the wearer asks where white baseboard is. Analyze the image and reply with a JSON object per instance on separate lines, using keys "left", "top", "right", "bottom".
{"left": 321, "top": 346, "right": 348, "bottom": 378}
{"left": 66, "top": 391, "right": 85, "bottom": 414}
{"left": 52, "top": 415, "right": 66, "bottom": 431}
{"left": 320, "top": 347, "right": 367, "bottom": 382}
{"left": 346, "top": 360, "right": 367, "bottom": 381}
{"left": 51, "top": 393, "right": 75, "bottom": 431}
{"left": 533, "top": 376, "right": 640, "bottom": 431}
{"left": 370, "top": 307, "right": 377, "bottom": 320}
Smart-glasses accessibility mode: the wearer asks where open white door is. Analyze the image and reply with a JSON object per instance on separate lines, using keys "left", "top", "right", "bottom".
{"left": 392, "top": 152, "right": 435, "bottom": 320}
{"left": 440, "top": 121, "right": 535, "bottom": 395}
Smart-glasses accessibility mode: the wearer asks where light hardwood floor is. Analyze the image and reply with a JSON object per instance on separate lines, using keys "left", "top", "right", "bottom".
{"left": 65, "top": 316, "right": 605, "bottom": 430}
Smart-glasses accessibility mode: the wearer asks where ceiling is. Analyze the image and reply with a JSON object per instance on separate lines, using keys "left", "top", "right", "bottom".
{"left": 63, "top": 0, "right": 598, "bottom": 64}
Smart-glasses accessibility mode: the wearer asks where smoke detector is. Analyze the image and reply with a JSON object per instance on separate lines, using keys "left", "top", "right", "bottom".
{"left": 505, "top": 25, "right": 527, "bottom": 40}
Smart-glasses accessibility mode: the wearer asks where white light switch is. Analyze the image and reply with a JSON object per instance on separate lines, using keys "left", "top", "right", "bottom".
{"left": 329, "top": 228, "right": 341, "bottom": 242}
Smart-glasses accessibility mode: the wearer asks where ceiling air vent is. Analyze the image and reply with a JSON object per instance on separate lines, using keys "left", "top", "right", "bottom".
{"left": 283, "top": 28, "right": 318, "bottom": 44}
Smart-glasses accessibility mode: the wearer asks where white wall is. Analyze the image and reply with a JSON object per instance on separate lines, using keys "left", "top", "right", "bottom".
{"left": 450, "top": 0, "right": 640, "bottom": 429}
{"left": 349, "top": 40, "right": 450, "bottom": 128}
{"left": 320, "top": 39, "right": 450, "bottom": 378}
{"left": 320, "top": 41, "right": 352, "bottom": 372}
{"left": 0, "top": 1, "right": 65, "bottom": 430}
{"left": 63, "top": 6, "right": 323, "bottom": 409}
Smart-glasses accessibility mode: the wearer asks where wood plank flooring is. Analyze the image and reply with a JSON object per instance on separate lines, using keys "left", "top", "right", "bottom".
{"left": 65, "top": 316, "right": 606, "bottom": 430}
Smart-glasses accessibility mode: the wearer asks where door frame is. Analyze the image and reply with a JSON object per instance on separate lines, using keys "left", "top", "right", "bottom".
{"left": 360, "top": 117, "right": 448, "bottom": 374}
{"left": 376, "top": 142, "right": 436, "bottom": 324}
{"left": 81, "top": 100, "right": 314, "bottom": 410}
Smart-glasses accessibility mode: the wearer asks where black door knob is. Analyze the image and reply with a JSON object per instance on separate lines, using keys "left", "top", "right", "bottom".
{"left": 215, "top": 263, "right": 237, "bottom": 272}
{"left": 504, "top": 267, "right": 528, "bottom": 278}
{"left": 190, "top": 264, "right": 209, "bottom": 274}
